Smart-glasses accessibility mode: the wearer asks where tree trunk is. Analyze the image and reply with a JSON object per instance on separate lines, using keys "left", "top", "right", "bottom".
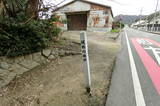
{"left": 0, "top": 0, "right": 3, "bottom": 15}
{"left": 0, "top": 0, "right": 7, "bottom": 17}
{"left": 26, "top": 0, "right": 40, "bottom": 19}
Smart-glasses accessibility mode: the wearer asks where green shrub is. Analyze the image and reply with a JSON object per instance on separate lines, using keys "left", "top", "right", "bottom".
{"left": 112, "top": 21, "right": 124, "bottom": 29}
{"left": 0, "top": 13, "right": 61, "bottom": 57}
{"left": 110, "top": 29, "right": 120, "bottom": 33}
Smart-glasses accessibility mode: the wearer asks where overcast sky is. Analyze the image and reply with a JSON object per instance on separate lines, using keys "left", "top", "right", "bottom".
{"left": 45, "top": 0, "right": 159, "bottom": 16}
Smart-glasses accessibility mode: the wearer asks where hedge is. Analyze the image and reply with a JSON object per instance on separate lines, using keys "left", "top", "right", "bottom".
{"left": 0, "top": 14, "right": 61, "bottom": 57}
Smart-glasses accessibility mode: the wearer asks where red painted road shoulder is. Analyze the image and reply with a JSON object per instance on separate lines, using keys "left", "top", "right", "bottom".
{"left": 131, "top": 38, "right": 160, "bottom": 95}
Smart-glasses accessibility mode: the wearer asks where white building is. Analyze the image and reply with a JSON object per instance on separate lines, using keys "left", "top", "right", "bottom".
{"left": 53, "top": 0, "right": 114, "bottom": 32}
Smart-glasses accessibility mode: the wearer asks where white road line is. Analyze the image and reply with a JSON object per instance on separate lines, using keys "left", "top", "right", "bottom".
{"left": 125, "top": 30, "right": 146, "bottom": 106}
{"left": 144, "top": 46, "right": 160, "bottom": 65}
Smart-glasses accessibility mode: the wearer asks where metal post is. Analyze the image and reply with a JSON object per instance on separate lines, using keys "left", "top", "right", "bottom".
{"left": 80, "top": 31, "right": 91, "bottom": 94}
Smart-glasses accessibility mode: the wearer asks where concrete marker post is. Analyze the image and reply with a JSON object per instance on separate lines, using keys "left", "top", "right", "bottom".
{"left": 80, "top": 31, "right": 91, "bottom": 94}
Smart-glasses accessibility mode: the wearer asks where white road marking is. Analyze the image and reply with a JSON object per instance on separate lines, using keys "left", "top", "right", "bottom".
{"left": 125, "top": 30, "right": 146, "bottom": 106}
{"left": 136, "top": 38, "right": 153, "bottom": 46}
{"left": 144, "top": 46, "right": 160, "bottom": 65}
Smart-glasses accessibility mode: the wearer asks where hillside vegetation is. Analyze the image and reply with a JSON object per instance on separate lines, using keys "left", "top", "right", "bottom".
{"left": 114, "top": 15, "right": 146, "bottom": 24}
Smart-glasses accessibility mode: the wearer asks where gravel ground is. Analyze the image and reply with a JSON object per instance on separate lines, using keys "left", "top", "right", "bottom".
{"left": 0, "top": 31, "right": 120, "bottom": 106}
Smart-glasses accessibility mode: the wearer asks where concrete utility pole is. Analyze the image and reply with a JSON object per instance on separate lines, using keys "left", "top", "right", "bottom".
{"left": 80, "top": 32, "right": 91, "bottom": 94}
{"left": 140, "top": 8, "right": 143, "bottom": 22}
{"left": 152, "top": 0, "right": 159, "bottom": 32}
{"left": 139, "top": 8, "right": 143, "bottom": 30}
{"left": 145, "top": 16, "right": 148, "bottom": 31}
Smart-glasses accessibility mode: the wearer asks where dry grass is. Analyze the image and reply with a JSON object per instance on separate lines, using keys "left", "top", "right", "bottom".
{"left": 0, "top": 31, "right": 120, "bottom": 106}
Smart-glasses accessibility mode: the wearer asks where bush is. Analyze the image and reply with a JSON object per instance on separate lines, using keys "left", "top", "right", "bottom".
{"left": 112, "top": 21, "right": 124, "bottom": 29}
{"left": 110, "top": 29, "right": 120, "bottom": 33}
{"left": 0, "top": 13, "right": 61, "bottom": 57}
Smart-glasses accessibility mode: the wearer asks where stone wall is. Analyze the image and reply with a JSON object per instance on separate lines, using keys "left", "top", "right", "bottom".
{"left": 0, "top": 47, "right": 80, "bottom": 88}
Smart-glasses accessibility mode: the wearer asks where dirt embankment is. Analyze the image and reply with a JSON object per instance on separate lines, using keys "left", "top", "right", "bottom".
{"left": 0, "top": 31, "right": 120, "bottom": 106}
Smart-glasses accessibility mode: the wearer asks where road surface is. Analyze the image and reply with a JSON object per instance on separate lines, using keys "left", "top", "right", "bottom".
{"left": 106, "top": 28, "right": 160, "bottom": 106}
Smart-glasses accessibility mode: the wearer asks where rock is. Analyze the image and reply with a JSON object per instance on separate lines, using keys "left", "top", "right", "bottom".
{"left": 40, "top": 56, "right": 48, "bottom": 64}
{"left": 0, "top": 93, "right": 3, "bottom": 97}
{"left": 65, "top": 51, "right": 70, "bottom": 55}
{"left": 9, "top": 63, "right": 28, "bottom": 74}
{"left": 24, "top": 54, "right": 32, "bottom": 60}
{"left": 0, "top": 72, "right": 18, "bottom": 88}
{"left": 18, "top": 60, "right": 40, "bottom": 69}
{"left": 0, "top": 69, "right": 9, "bottom": 76}
{"left": 46, "top": 59, "right": 51, "bottom": 63}
{"left": 0, "top": 80, "right": 5, "bottom": 88}
{"left": 6, "top": 72, "right": 17, "bottom": 82}
{"left": 33, "top": 52, "right": 49, "bottom": 64}
{"left": 33, "top": 55, "right": 48, "bottom": 65}
{"left": 2, "top": 57, "right": 15, "bottom": 64}
{"left": 33, "top": 52, "right": 43, "bottom": 63}
{"left": 0, "top": 64, "right": 29, "bottom": 88}
{"left": 0, "top": 69, "right": 9, "bottom": 77}
{"left": 0, "top": 57, "right": 6, "bottom": 62}
{"left": 42, "top": 49, "right": 51, "bottom": 57}
{"left": 48, "top": 55, "right": 55, "bottom": 60}
{"left": 51, "top": 50, "right": 59, "bottom": 56}
{"left": 0, "top": 69, "right": 9, "bottom": 87}
{"left": 0, "top": 62, "right": 10, "bottom": 70}
{"left": 14, "top": 56, "right": 25, "bottom": 63}
{"left": 59, "top": 49, "right": 65, "bottom": 56}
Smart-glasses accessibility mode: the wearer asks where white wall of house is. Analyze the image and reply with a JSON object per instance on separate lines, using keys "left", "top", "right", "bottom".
{"left": 58, "top": 1, "right": 91, "bottom": 12}
{"left": 87, "top": 10, "right": 112, "bottom": 31}
{"left": 55, "top": 13, "right": 68, "bottom": 30}
{"left": 150, "top": 16, "right": 160, "bottom": 24}
{"left": 54, "top": 1, "right": 113, "bottom": 32}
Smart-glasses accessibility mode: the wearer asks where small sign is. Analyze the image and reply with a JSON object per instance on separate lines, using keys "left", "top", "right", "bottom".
{"left": 80, "top": 31, "right": 91, "bottom": 93}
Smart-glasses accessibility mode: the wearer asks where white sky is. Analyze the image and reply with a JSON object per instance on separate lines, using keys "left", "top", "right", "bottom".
{"left": 46, "top": 0, "right": 160, "bottom": 16}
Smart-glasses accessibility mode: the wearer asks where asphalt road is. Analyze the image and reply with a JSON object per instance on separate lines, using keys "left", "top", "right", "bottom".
{"left": 106, "top": 27, "right": 160, "bottom": 106}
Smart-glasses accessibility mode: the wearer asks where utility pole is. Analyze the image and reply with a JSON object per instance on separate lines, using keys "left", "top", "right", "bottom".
{"left": 152, "top": 0, "right": 159, "bottom": 32}
{"left": 139, "top": 8, "right": 143, "bottom": 30}
{"left": 145, "top": 15, "right": 148, "bottom": 31}
{"left": 140, "top": 8, "right": 143, "bottom": 22}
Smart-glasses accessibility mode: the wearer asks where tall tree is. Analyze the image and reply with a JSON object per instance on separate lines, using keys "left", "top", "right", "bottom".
{"left": 0, "top": 0, "right": 67, "bottom": 19}
{"left": 0, "top": 0, "right": 4, "bottom": 15}
{"left": 26, "top": 0, "right": 42, "bottom": 19}
{"left": 1, "top": 0, "right": 25, "bottom": 17}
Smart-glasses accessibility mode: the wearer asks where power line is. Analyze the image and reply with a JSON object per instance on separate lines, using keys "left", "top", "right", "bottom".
{"left": 108, "top": 0, "right": 129, "bottom": 5}
{"left": 54, "top": 0, "right": 67, "bottom": 8}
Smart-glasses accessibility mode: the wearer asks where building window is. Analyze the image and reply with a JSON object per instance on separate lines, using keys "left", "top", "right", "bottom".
{"left": 103, "top": 10, "right": 108, "bottom": 15}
